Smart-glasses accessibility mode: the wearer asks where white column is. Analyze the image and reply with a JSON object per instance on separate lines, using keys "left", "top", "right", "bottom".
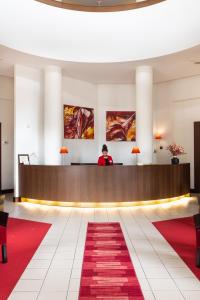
{"left": 44, "top": 66, "right": 62, "bottom": 165}
{"left": 14, "top": 65, "right": 43, "bottom": 198}
{"left": 136, "top": 66, "right": 153, "bottom": 165}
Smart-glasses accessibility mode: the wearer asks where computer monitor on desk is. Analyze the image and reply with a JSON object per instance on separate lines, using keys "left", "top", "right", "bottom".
{"left": 71, "top": 163, "right": 123, "bottom": 165}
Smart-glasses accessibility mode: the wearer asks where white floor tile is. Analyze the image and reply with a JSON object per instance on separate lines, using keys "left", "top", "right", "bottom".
{"left": 27, "top": 259, "right": 51, "bottom": 269}
{"left": 142, "top": 290, "right": 156, "bottom": 300}
{"left": 182, "top": 290, "right": 200, "bottom": 300}
{"left": 71, "top": 268, "right": 82, "bottom": 278}
{"left": 143, "top": 266, "right": 170, "bottom": 279}
{"left": 8, "top": 292, "right": 38, "bottom": 300}
{"left": 153, "top": 290, "right": 184, "bottom": 300}
{"left": 138, "top": 278, "right": 151, "bottom": 291}
{"left": 4, "top": 195, "right": 200, "bottom": 300}
{"left": 50, "top": 258, "right": 73, "bottom": 269}
{"left": 162, "top": 258, "right": 186, "bottom": 268}
{"left": 32, "top": 252, "right": 55, "bottom": 260}
{"left": 37, "top": 291, "right": 67, "bottom": 300}
{"left": 148, "top": 278, "right": 178, "bottom": 291}
{"left": 166, "top": 267, "right": 194, "bottom": 279}
{"left": 72, "top": 259, "right": 83, "bottom": 268}
{"left": 68, "top": 278, "right": 81, "bottom": 292}
{"left": 41, "top": 268, "right": 70, "bottom": 292}
{"left": 67, "top": 291, "right": 79, "bottom": 300}
{"left": 13, "top": 280, "right": 43, "bottom": 292}
{"left": 174, "top": 277, "right": 200, "bottom": 291}
{"left": 21, "top": 268, "right": 47, "bottom": 280}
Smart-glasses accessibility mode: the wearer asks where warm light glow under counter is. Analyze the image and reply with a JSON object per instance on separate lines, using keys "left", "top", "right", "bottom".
{"left": 18, "top": 164, "right": 190, "bottom": 207}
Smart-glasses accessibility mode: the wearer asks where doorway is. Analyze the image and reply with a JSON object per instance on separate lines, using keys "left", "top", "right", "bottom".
{"left": 0, "top": 123, "right": 1, "bottom": 193}
{"left": 194, "top": 122, "right": 200, "bottom": 192}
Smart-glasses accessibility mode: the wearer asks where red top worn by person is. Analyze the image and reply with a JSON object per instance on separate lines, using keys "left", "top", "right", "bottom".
{"left": 98, "top": 144, "right": 113, "bottom": 166}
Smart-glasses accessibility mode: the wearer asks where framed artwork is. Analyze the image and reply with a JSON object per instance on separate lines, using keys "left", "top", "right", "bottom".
{"left": 18, "top": 154, "right": 30, "bottom": 165}
{"left": 64, "top": 105, "right": 94, "bottom": 139}
{"left": 106, "top": 111, "right": 136, "bottom": 141}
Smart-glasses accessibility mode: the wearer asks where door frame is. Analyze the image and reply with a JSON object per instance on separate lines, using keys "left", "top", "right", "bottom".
{"left": 0, "top": 123, "right": 1, "bottom": 193}
{"left": 194, "top": 121, "right": 200, "bottom": 193}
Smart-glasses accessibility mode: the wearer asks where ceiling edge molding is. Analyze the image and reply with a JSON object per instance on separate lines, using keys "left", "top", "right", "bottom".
{"left": 35, "top": 0, "right": 165, "bottom": 12}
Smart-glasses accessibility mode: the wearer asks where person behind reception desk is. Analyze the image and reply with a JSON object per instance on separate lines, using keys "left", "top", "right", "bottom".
{"left": 98, "top": 144, "right": 113, "bottom": 166}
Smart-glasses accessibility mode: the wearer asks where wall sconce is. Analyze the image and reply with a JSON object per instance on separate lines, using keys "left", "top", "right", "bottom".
{"left": 154, "top": 133, "right": 163, "bottom": 150}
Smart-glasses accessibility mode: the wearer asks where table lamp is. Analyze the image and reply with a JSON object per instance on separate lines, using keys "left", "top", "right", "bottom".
{"left": 60, "top": 147, "right": 69, "bottom": 165}
{"left": 131, "top": 147, "right": 140, "bottom": 165}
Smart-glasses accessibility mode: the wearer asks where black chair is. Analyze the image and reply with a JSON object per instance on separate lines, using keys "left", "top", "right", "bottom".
{"left": 0, "top": 211, "right": 9, "bottom": 263}
{"left": 193, "top": 213, "right": 200, "bottom": 267}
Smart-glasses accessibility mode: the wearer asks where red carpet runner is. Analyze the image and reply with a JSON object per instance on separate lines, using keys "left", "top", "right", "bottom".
{"left": 79, "top": 222, "right": 144, "bottom": 300}
{"left": 153, "top": 217, "right": 200, "bottom": 280}
{"left": 0, "top": 218, "right": 51, "bottom": 300}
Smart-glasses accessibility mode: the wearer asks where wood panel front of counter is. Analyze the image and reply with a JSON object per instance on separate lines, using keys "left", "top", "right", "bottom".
{"left": 19, "top": 164, "right": 190, "bottom": 203}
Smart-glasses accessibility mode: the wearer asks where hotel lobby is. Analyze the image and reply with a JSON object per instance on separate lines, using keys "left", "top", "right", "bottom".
{"left": 1, "top": 0, "right": 200, "bottom": 299}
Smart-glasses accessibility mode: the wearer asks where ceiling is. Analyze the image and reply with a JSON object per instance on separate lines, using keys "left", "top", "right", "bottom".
{"left": 1, "top": 0, "right": 200, "bottom": 82}
{"left": 1, "top": 0, "right": 200, "bottom": 63}
{"left": 0, "top": 44, "right": 200, "bottom": 84}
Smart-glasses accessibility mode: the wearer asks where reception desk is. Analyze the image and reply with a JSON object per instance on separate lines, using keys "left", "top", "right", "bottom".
{"left": 18, "top": 163, "right": 190, "bottom": 207}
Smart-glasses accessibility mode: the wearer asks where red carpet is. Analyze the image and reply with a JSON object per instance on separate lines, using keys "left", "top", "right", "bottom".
{"left": 79, "top": 222, "right": 144, "bottom": 300}
{"left": 153, "top": 217, "right": 200, "bottom": 280}
{"left": 0, "top": 217, "right": 51, "bottom": 300}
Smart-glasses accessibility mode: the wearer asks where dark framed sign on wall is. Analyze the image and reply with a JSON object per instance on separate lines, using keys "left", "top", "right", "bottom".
{"left": 18, "top": 154, "right": 30, "bottom": 165}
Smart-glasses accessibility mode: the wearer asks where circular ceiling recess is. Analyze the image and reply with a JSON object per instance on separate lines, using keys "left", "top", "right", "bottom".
{"left": 1, "top": 0, "right": 200, "bottom": 63}
{"left": 36, "top": 0, "right": 165, "bottom": 12}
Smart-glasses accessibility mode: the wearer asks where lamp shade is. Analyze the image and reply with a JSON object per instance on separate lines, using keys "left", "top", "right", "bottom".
{"left": 59, "top": 147, "right": 69, "bottom": 154}
{"left": 155, "top": 133, "right": 162, "bottom": 140}
{"left": 131, "top": 147, "right": 140, "bottom": 154}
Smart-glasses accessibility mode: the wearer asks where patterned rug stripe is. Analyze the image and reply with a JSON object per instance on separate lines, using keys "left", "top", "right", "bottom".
{"left": 79, "top": 222, "right": 144, "bottom": 300}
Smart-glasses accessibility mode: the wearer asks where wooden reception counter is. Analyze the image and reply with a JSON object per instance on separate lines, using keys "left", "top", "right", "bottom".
{"left": 18, "top": 163, "right": 190, "bottom": 207}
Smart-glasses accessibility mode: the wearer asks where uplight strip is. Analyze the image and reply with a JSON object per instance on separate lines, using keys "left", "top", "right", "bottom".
{"left": 21, "top": 194, "right": 190, "bottom": 208}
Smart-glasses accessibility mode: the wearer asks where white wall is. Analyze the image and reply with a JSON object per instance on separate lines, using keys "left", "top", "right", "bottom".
{"left": 62, "top": 76, "right": 98, "bottom": 163}
{"left": 0, "top": 75, "right": 14, "bottom": 190}
{"left": 2, "top": 66, "right": 200, "bottom": 192}
{"left": 97, "top": 84, "right": 136, "bottom": 165}
{"left": 154, "top": 75, "right": 200, "bottom": 188}
{"left": 62, "top": 81, "right": 136, "bottom": 165}
{"left": 14, "top": 65, "right": 43, "bottom": 196}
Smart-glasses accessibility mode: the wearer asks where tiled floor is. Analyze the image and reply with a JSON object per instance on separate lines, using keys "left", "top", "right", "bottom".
{"left": 2, "top": 195, "right": 200, "bottom": 300}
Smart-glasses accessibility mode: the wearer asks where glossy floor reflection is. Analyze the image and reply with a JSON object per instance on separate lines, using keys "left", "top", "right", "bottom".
{"left": 3, "top": 195, "right": 200, "bottom": 300}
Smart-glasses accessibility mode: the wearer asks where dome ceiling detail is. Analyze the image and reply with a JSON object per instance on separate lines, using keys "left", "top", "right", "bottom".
{"left": 1, "top": 0, "right": 200, "bottom": 63}
{"left": 36, "top": 0, "right": 165, "bottom": 12}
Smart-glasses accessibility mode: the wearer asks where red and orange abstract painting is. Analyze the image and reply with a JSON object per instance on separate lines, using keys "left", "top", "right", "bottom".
{"left": 106, "top": 111, "right": 136, "bottom": 141}
{"left": 64, "top": 105, "right": 94, "bottom": 139}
